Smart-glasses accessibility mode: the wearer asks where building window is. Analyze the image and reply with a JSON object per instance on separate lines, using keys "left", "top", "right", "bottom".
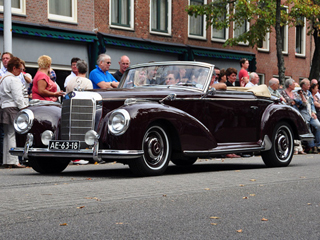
{"left": 110, "top": 0, "right": 134, "bottom": 30}
{"left": 211, "top": 3, "right": 228, "bottom": 42}
{"left": 150, "top": 0, "right": 172, "bottom": 35}
{"left": 257, "top": 73, "right": 265, "bottom": 85}
{"left": 295, "top": 17, "right": 306, "bottom": 57}
{"left": 280, "top": 7, "right": 288, "bottom": 54}
{"left": 233, "top": 5, "right": 250, "bottom": 45}
{"left": 48, "top": 0, "right": 77, "bottom": 23}
{"left": 0, "top": 0, "right": 26, "bottom": 15}
{"left": 188, "top": 0, "right": 207, "bottom": 39}
{"left": 257, "top": 32, "right": 270, "bottom": 52}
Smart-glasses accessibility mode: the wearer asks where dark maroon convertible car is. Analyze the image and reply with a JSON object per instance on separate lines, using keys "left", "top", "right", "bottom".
{"left": 10, "top": 61, "right": 313, "bottom": 176}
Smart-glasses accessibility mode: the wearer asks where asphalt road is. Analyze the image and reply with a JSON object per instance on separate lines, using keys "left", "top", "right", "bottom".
{"left": 0, "top": 154, "right": 319, "bottom": 240}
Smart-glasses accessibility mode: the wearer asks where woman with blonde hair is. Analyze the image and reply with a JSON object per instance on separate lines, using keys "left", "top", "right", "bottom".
{"left": 32, "top": 55, "right": 64, "bottom": 101}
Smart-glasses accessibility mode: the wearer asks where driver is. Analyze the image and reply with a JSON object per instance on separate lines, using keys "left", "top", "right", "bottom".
{"left": 165, "top": 71, "right": 180, "bottom": 85}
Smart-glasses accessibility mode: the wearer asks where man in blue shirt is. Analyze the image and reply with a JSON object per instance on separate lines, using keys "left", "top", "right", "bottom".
{"left": 89, "top": 54, "right": 119, "bottom": 89}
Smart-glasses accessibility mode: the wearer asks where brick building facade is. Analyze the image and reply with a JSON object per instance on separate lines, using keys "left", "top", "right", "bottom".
{"left": 0, "top": 0, "right": 314, "bottom": 89}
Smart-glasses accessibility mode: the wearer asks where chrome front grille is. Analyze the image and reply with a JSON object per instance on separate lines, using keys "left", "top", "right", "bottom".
{"left": 61, "top": 99, "right": 95, "bottom": 141}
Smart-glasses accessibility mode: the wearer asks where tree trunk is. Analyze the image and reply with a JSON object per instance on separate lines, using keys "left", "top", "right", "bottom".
{"left": 309, "top": 27, "right": 320, "bottom": 81}
{"left": 275, "top": 0, "right": 286, "bottom": 85}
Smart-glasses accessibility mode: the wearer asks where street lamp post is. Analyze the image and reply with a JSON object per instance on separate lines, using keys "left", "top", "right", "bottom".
{"left": 3, "top": 0, "right": 12, "bottom": 53}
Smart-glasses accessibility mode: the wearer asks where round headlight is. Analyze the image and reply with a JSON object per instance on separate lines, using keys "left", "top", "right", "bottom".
{"left": 85, "top": 130, "right": 99, "bottom": 146}
{"left": 108, "top": 109, "right": 130, "bottom": 136}
{"left": 41, "top": 130, "right": 54, "bottom": 146}
{"left": 14, "top": 109, "right": 34, "bottom": 134}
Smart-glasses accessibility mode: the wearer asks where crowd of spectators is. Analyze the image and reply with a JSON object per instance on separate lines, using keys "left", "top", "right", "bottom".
{"left": 1, "top": 53, "right": 320, "bottom": 168}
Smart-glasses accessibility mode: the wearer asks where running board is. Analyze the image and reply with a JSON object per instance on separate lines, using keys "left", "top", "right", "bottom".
{"left": 183, "top": 135, "right": 271, "bottom": 157}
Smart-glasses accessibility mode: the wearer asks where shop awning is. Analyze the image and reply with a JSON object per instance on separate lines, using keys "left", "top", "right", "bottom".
{"left": 0, "top": 22, "right": 98, "bottom": 43}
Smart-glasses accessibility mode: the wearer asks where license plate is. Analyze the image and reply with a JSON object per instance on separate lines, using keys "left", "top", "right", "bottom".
{"left": 49, "top": 141, "right": 80, "bottom": 150}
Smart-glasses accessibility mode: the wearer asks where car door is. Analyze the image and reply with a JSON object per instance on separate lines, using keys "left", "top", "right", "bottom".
{"left": 202, "top": 90, "right": 266, "bottom": 144}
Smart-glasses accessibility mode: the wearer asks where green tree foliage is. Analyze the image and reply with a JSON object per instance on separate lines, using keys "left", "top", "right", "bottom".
{"left": 290, "top": 0, "right": 320, "bottom": 80}
{"left": 187, "top": 0, "right": 320, "bottom": 83}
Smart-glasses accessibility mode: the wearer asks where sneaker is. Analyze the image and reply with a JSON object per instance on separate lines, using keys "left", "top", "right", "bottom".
{"left": 312, "top": 146, "right": 318, "bottom": 154}
{"left": 73, "top": 160, "right": 89, "bottom": 165}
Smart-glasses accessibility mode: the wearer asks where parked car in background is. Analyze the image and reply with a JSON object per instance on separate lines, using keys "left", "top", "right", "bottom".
{"left": 10, "top": 61, "right": 313, "bottom": 176}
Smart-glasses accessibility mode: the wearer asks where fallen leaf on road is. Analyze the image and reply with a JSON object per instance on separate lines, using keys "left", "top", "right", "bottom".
{"left": 243, "top": 197, "right": 248, "bottom": 199}
{"left": 204, "top": 188, "right": 210, "bottom": 190}
{"left": 250, "top": 179, "right": 256, "bottom": 182}
{"left": 163, "top": 194, "right": 167, "bottom": 197}
{"left": 116, "top": 222, "right": 123, "bottom": 225}
{"left": 86, "top": 178, "right": 92, "bottom": 180}
{"left": 249, "top": 194, "right": 255, "bottom": 196}
{"left": 236, "top": 229, "right": 243, "bottom": 233}
{"left": 77, "top": 206, "right": 85, "bottom": 209}
{"left": 261, "top": 218, "right": 268, "bottom": 221}
{"left": 60, "top": 223, "right": 68, "bottom": 226}
{"left": 210, "top": 216, "right": 220, "bottom": 219}
{"left": 239, "top": 184, "right": 245, "bottom": 187}
{"left": 85, "top": 197, "right": 101, "bottom": 201}
{"left": 307, "top": 203, "right": 311, "bottom": 205}
{"left": 211, "top": 223, "right": 217, "bottom": 225}
{"left": 300, "top": 176, "right": 306, "bottom": 179}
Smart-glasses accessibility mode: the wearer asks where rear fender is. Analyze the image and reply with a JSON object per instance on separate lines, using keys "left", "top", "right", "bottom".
{"left": 261, "top": 104, "right": 311, "bottom": 141}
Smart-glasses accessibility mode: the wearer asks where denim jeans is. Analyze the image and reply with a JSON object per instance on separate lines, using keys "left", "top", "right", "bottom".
{"left": 307, "top": 117, "right": 320, "bottom": 148}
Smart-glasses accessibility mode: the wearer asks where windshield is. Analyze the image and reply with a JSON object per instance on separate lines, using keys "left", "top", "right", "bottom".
{"left": 121, "top": 64, "right": 210, "bottom": 91}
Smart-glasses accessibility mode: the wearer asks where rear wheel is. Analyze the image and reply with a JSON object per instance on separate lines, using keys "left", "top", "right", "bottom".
{"left": 129, "top": 125, "right": 171, "bottom": 176}
{"left": 29, "top": 157, "right": 70, "bottom": 174}
{"left": 261, "top": 122, "right": 294, "bottom": 167}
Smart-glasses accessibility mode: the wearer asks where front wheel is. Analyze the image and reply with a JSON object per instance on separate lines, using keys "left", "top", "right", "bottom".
{"left": 261, "top": 122, "right": 294, "bottom": 167}
{"left": 29, "top": 157, "right": 70, "bottom": 174}
{"left": 129, "top": 125, "right": 171, "bottom": 176}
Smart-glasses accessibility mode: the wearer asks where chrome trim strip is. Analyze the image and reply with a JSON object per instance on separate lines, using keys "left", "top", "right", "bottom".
{"left": 183, "top": 146, "right": 265, "bottom": 156}
{"left": 10, "top": 148, "right": 144, "bottom": 159}
{"left": 299, "top": 133, "right": 314, "bottom": 141}
{"left": 98, "top": 97, "right": 267, "bottom": 102}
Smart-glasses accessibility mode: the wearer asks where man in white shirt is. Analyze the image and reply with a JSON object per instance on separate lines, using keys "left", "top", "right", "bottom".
{"left": 63, "top": 57, "right": 80, "bottom": 89}
{"left": 245, "top": 72, "right": 259, "bottom": 87}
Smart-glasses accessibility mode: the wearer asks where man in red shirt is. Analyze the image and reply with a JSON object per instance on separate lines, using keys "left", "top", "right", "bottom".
{"left": 238, "top": 58, "right": 249, "bottom": 87}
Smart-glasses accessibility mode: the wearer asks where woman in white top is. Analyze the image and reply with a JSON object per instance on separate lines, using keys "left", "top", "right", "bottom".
{"left": 0, "top": 57, "right": 29, "bottom": 168}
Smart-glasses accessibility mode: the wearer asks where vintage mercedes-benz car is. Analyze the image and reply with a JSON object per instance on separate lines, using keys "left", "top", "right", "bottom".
{"left": 10, "top": 61, "right": 313, "bottom": 176}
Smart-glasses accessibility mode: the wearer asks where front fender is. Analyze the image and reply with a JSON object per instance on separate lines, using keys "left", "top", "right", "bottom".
{"left": 16, "top": 104, "right": 61, "bottom": 147}
{"left": 261, "top": 103, "right": 311, "bottom": 140}
{"left": 98, "top": 102, "right": 216, "bottom": 151}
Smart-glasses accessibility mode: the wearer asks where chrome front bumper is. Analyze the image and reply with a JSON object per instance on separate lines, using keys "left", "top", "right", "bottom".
{"left": 9, "top": 147, "right": 144, "bottom": 160}
{"left": 10, "top": 133, "right": 143, "bottom": 161}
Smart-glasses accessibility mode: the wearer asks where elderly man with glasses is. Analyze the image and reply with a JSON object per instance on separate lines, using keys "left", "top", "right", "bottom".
{"left": 89, "top": 54, "right": 119, "bottom": 89}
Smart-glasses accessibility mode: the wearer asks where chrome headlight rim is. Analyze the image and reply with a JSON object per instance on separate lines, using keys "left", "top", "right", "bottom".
{"left": 13, "top": 109, "right": 34, "bottom": 134}
{"left": 108, "top": 109, "right": 131, "bottom": 136}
